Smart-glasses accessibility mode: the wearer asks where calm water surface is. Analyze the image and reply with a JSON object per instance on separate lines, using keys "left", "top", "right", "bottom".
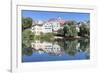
{"left": 22, "top": 38, "right": 90, "bottom": 62}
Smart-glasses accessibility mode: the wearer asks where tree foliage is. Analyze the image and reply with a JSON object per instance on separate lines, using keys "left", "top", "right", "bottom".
{"left": 63, "top": 21, "right": 78, "bottom": 37}
{"left": 22, "top": 29, "right": 35, "bottom": 49}
{"left": 57, "top": 29, "right": 64, "bottom": 36}
{"left": 79, "top": 22, "right": 90, "bottom": 37}
{"left": 22, "top": 17, "right": 32, "bottom": 30}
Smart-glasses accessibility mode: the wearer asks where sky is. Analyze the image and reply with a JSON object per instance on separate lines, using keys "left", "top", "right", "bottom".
{"left": 22, "top": 10, "right": 90, "bottom": 22}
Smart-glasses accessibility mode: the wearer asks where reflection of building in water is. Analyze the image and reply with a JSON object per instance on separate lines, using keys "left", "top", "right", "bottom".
{"left": 31, "top": 40, "right": 52, "bottom": 50}
{"left": 31, "top": 41, "right": 64, "bottom": 56}
{"left": 44, "top": 43, "right": 64, "bottom": 56}
{"left": 76, "top": 42, "right": 80, "bottom": 51}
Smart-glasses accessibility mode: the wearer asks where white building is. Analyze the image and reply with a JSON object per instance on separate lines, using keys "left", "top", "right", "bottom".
{"left": 31, "top": 19, "right": 63, "bottom": 35}
{"left": 47, "top": 19, "right": 61, "bottom": 32}
{"left": 31, "top": 20, "right": 43, "bottom": 35}
{"left": 43, "top": 20, "right": 61, "bottom": 33}
{"left": 52, "top": 21, "right": 61, "bottom": 32}
{"left": 31, "top": 20, "right": 53, "bottom": 35}
{"left": 42, "top": 22, "right": 53, "bottom": 33}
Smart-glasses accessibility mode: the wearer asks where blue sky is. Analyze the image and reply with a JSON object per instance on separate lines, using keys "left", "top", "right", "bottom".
{"left": 22, "top": 10, "right": 90, "bottom": 22}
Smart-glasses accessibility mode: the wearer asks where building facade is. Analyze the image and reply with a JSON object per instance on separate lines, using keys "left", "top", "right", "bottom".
{"left": 31, "top": 20, "right": 61, "bottom": 35}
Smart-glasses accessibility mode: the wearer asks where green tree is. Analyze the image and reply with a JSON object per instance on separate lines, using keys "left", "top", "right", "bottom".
{"left": 69, "top": 24, "right": 78, "bottom": 37}
{"left": 34, "top": 33, "right": 54, "bottom": 42}
{"left": 79, "top": 23, "right": 90, "bottom": 37}
{"left": 22, "top": 17, "right": 32, "bottom": 30}
{"left": 42, "top": 33, "right": 54, "bottom": 42}
{"left": 57, "top": 28, "right": 64, "bottom": 36}
{"left": 22, "top": 29, "right": 35, "bottom": 49}
{"left": 63, "top": 24, "right": 70, "bottom": 36}
{"left": 63, "top": 21, "right": 78, "bottom": 37}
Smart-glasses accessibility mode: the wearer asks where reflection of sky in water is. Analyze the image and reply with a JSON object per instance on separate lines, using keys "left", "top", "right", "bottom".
{"left": 22, "top": 51, "right": 89, "bottom": 62}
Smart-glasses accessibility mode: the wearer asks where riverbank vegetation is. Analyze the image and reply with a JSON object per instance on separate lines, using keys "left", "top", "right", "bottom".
{"left": 57, "top": 21, "right": 90, "bottom": 38}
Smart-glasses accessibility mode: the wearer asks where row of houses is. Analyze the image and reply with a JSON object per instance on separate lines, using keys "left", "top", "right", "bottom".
{"left": 31, "top": 17, "right": 82, "bottom": 35}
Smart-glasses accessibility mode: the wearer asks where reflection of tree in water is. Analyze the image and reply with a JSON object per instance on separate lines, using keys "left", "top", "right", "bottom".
{"left": 22, "top": 47, "right": 33, "bottom": 56}
{"left": 79, "top": 38, "right": 90, "bottom": 52}
{"left": 57, "top": 38, "right": 90, "bottom": 56}
{"left": 80, "top": 39, "right": 90, "bottom": 59}
{"left": 57, "top": 39, "right": 78, "bottom": 56}
{"left": 64, "top": 40, "right": 78, "bottom": 56}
